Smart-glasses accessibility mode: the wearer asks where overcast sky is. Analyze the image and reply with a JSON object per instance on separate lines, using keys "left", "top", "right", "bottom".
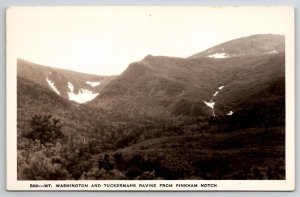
{"left": 7, "top": 6, "right": 291, "bottom": 75}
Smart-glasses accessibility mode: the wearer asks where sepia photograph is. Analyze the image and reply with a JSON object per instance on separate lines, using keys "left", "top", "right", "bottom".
{"left": 6, "top": 6, "right": 294, "bottom": 190}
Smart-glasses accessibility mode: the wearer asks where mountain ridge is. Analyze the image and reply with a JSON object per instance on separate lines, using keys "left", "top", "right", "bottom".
{"left": 90, "top": 52, "right": 285, "bottom": 118}
{"left": 188, "top": 34, "right": 284, "bottom": 59}
{"left": 17, "top": 59, "right": 116, "bottom": 103}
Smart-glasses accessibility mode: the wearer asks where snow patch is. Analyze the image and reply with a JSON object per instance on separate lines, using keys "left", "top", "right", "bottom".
{"left": 68, "top": 89, "right": 99, "bottom": 104}
{"left": 67, "top": 82, "right": 99, "bottom": 103}
{"left": 208, "top": 53, "right": 230, "bottom": 58}
{"left": 204, "top": 100, "right": 215, "bottom": 116}
{"left": 86, "top": 81, "right": 101, "bottom": 87}
{"left": 227, "top": 111, "right": 234, "bottom": 116}
{"left": 204, "top": 85, "right": 226, "bottom": 116}
{"left": 267, "top": 50, "right": 279, "bottom": 54}
{"left": 213, "top": 91, "right": 219, "bottom": 97}
{"left": 68, "top": 82, "right": 74, "bottom": 92}
{"left": 204, "top": 100, "right": 215, "bottom": 109}
{"left": 46, "top": 78, "right": 60, "bottom": 95}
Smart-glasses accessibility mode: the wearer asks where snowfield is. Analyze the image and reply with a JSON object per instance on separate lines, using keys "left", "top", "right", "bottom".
{"left": 67, "top": 82, "right": 99, "bottom": 103}
{"left": 208, "top": 53, "right": 230, "bottom": 58}
{"left": 46, "top": 78, "right": 60, "bottom": 95}
{"left": 86, "top": 81, "right": 101, "bottom": 87}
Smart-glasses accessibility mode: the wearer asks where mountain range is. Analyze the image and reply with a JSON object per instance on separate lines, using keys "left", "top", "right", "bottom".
{"left": 90, "top": 34, "right": 285, "bottom": 119}
{"left": 17, "top": 34, "right": 286, "bottom": 180}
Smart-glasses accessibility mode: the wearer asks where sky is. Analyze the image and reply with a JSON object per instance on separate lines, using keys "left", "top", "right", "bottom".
{"left": 7, "top": 6, "right": 292, "bottom": 75}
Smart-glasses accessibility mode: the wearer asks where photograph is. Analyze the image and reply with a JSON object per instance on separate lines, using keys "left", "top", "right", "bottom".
{"left": 6, "top": 6, "right": 294, "bottom": 190}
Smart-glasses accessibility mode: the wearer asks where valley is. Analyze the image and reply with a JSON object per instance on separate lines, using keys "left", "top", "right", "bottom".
{"left": 16, "top": 34, "right": 285, "bottom": 180}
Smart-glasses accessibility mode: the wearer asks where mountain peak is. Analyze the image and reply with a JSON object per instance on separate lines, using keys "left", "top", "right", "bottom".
{"left": 144, "top": 54, "right": 154, "bottom": 59}
{"left": 189, "top": 34, "right": 284, "bottom": 59}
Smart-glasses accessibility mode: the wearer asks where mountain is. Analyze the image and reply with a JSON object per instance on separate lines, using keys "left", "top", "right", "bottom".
{"left": 17, "top": 60, "right": 120, "bottom": 160}
{"left": 189, "top": 34, "right": 284, "bottom": 59}
{"left": 17, "top": 59, "right": 116, "bottom": 104}
{"left": 213, "top": 53, "right": 285, "bottom": 119}
{"left": 89, "top": 55, "right": 225, "bottom": 116}
{"left": 89, "top": 34, "right": 285, "bottom": 121}
{"left": 17, "top": 34, "right": 286, "bottom": 180}
{"left": 17, "top": 75, "right": 104, "bottom": 139}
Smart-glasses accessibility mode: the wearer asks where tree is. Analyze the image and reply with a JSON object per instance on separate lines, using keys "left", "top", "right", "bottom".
{"left": 98, "top": 154, "right": 114, "bottom": 172}
{"left": 25, "top": 114, "right": 64, "bottom": 144}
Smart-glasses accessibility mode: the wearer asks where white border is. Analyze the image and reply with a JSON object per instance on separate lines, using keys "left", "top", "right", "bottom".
{"left": 6, "top": 6, "right": 295, "bottom": 191}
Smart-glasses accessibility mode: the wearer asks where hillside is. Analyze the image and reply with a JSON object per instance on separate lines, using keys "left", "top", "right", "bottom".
{"left": 17, "top": 76, "right": 107, "bottom": 145}
{"left": 90, "top": 55, "right": 224, "bottom": 116}
{"left": 17, "top": 59, "right": 116, "bottom": 103}
{"left": 189, "top": 34, "right": 284, "bottom": 59}
{"left": 90, "top": 52, "right": 285, "bottom": 120}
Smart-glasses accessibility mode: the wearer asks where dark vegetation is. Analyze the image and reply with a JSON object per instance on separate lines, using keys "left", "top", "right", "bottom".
{"left": 17, "top": 34, "right": 285, "bottom": 180}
